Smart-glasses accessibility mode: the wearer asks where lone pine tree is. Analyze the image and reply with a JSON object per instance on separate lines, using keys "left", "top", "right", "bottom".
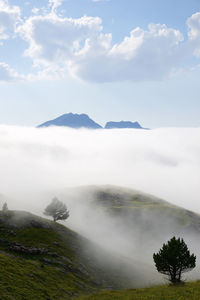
{"left": 153, "top": 237, "right": 196, "bottom": 284}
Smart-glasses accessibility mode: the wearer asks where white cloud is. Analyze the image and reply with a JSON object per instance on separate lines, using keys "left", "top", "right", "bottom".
{"left": 71, "top": 24, "right": 184, "bottom": 82}
{"left": 9, "top": 4, "right": 200, "bottom": 83}
{"left": 187, "top": 12, "right": 200, "bottom": 58}
{"left": 17, "top": 9, "right": 185, "bottom": 82}
{"left": 17, "top": 13, "right": 102, "bottom": 70}
{"left": 0, "top": 61, "right": 21, "bottom": 82}
{"left": 0, "top": 1, "right": 21, "bottom": 82}
{"left": 32, "top": 7, "right": 39, "bottom": 15}
{"left": 0, "top": 0, "right": 20, "bottom": 40}
{"left": 48, "top": 0, "right": 63, "bottom": 14}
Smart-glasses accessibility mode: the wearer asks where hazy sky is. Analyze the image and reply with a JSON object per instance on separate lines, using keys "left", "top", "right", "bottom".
{"left": 0, "top": 0, "right": 200, "bottom": 127}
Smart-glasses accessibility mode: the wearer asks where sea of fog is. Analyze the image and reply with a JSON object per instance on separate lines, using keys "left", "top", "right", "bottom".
{"left": 0, "top": 125, "right": 200, "bottom": 286}
{"left": 0, "top": 125, "right": 199, "bottom": 213}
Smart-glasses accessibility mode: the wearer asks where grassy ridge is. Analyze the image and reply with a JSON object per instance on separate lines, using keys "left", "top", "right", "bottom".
{"left": 76, "top": 281, "right": 200, "bottom": 300}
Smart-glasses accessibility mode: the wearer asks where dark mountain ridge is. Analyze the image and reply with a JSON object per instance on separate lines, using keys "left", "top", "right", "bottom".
{"left": 105, "top": 121, "right": 143, "bottom": 129}
{"left": 37, "top": 113, "right": 147, "bottom": 129}
{"left": 37, "top": 113, "right": 102, "bottom": 129}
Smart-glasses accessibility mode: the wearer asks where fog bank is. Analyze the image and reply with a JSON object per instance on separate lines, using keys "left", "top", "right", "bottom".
{"left": 0, "top": 125, "right": 200, "bottom": 286}
{"left": 0, "top": 125, "right": 199, "bottom": 213}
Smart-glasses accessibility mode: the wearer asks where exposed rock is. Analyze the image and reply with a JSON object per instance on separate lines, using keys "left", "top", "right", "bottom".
{"left": 9, "top": 244, "right": 48, "bottom": 255}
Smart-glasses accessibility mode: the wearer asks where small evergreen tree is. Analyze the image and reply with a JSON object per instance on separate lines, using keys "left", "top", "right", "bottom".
{"left": 44, "top": 197, "right": 69, "bottom": 222}
{"left": 153, "top": 237, "right": 196, "bottom": 284}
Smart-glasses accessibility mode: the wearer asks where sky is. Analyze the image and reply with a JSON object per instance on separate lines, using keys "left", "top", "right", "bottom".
{"left": 0, "top": 0, "right": 200, "bottom": 127}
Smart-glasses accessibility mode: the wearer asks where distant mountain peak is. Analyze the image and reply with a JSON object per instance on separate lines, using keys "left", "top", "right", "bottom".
{"left": 37, "top": 113, "right": 102, "bottom": 129}
{"left": 105, "top": 121, "right": 144, "bottom": 129}
{"left": 37, "top": 113, "right": 148, "bottom": 130}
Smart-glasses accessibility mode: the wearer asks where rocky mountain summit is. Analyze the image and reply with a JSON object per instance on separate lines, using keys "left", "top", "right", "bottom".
{"left": 105, "top": 121, "right": 144, "bottom": 129}
{"left": 38, "top": 113, "right": 102, "bottom": 129}
{"left": 38, "top": 113, "right": 147, "bottom": 129}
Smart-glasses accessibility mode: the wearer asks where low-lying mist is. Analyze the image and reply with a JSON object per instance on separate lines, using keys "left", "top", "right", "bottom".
{"left": 0, "top": 125, "right": 200, "bottom": 286}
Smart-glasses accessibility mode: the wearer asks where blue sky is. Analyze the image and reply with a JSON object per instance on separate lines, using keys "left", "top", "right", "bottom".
{"left": 0, "top": 0, "right": 200, "bottom": 127}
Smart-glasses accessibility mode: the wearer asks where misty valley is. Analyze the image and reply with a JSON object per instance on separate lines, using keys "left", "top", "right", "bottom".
{"left": 0, "top": 125, "right": 199, "bottom": 299}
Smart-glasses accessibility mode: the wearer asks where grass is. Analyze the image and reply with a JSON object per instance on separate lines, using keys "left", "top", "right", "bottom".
{"left": 75, "top": 281, "right": 200, "bottom": 300}
{"left": 0, "top": 211, "right": 102, "bottom": 299}
{"left": 0, "top": 253, "right": 78, "bottom": 300}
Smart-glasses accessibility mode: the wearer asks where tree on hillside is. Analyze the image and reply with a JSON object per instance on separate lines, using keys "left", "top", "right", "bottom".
{"left": 43, "top": 197, "right": 69, "bottom": 222}
{"left": 153, "top": 237, "right": 196, "bottom": 284}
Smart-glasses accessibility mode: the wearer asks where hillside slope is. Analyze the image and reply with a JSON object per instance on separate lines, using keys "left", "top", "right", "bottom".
{"left": 64, "top": 185, "right": 200, "bottom": 238}
{"left": 0, "top": 210, "right": 144, "bottom": 299}
{"left": 76, "top": 281, "right": 200, "bottom": 300}
{"left": 66, "top": 185, "right": 200, "bottom": 233}
{"left": 60, "top": 185, "right": 200, "bottom": 286}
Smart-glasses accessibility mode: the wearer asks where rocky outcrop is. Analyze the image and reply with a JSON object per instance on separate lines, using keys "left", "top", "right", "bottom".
{"left": 0, "top": 238, "right": 48, "bottom": 255}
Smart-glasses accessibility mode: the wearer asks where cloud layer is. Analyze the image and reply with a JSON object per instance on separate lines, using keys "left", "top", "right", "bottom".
{"left": 0, "top": 125, "right": 199, "bottom": 213}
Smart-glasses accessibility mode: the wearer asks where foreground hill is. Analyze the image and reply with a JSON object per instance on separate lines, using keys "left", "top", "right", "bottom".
{"left": 0, "top": 188, "right": 200, "bottom": 299}
{"left": 76, "top": 281, "right": 200, "bottom": 300}
{"left": 0, "top": 210, "right": 150, "bottom": 299}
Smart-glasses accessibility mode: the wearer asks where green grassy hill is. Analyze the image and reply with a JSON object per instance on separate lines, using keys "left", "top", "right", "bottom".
{"left": 1, "top": 186, "right": 200, "bottom": 299}
{"left": 76, "top": 281, "right": 200, "bottom": 300}
{"left": 0, "top": 210, "right": 140, "bottom": 299}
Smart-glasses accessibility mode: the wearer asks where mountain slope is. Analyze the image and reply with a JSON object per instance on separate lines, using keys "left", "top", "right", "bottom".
{"left": 37, "top": 113, "right": 102, "bottom": 129}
